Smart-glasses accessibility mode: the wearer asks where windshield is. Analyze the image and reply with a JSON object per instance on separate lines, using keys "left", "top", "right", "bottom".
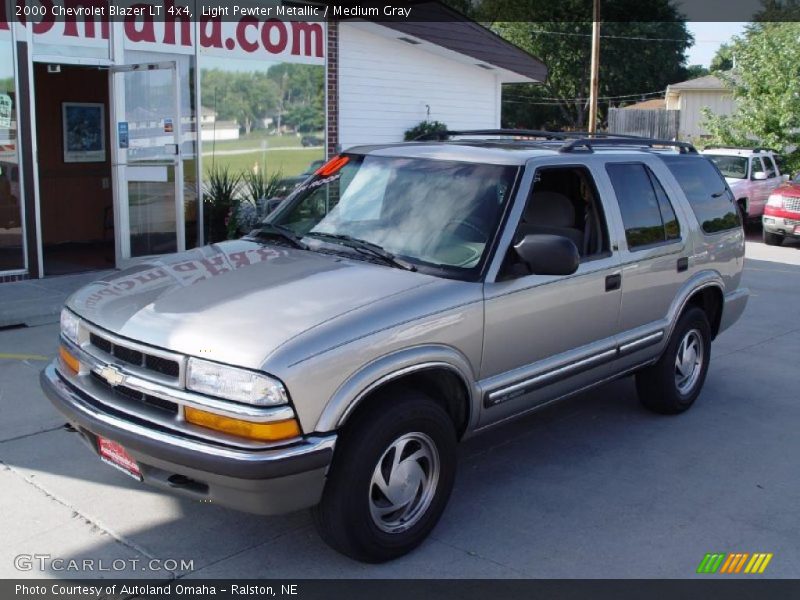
{"left": 268, "top": 154, "right": 519, "bottom": 277}
{"left": 705, "top": 155, "right": 749, "bottom": 179}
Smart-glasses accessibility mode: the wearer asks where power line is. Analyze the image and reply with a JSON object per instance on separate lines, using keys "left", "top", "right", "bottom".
{"left": 528, "top": 29, "right": 721, "bottom": 43}
{"left": 503, "top": 90, "right": 665, "bottom": 102}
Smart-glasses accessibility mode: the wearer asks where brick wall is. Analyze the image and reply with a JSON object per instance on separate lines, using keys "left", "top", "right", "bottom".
{"left": 0, "top": 273, "right": 30, "bottom": 284}
{"left": 326, "top": 21, "right": 339, "bottom": 158}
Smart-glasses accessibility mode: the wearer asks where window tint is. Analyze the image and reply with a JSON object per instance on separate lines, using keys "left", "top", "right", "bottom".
{"left": 649, "top": 171, "right": 680, "bottom": 240}
{"left": 763, "top": 156, "right": 777, "bottom": 178}
{"left": 751, "top": 157, "right": 764, "bottom": 177}
{"left": 662, "top": 156, "right": 741, "bottom": 233}
{"left": 606, "top": 163, "right": 680, "bottom": 249}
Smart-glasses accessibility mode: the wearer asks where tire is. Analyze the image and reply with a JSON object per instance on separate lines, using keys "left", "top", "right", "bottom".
{"left": 636, "top": 306, "right": 711, "bottom": 415}
{"left": 763, "top": 230, "right": 784, "bottom": 246}
{"left": 312, "top": 390, "right": 457, "bottom": 562}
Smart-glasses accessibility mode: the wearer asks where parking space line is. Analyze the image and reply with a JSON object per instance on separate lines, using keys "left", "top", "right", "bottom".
{"left": 0, "top": 353, "right": 50, "bottom": 361}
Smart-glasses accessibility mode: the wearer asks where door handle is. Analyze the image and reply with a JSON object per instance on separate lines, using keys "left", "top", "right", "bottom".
{"left": 677, "top": 257, "right": 689, "bottom": 272}
{"left": 605, "top": 273, "right": 621, "bottom": 292}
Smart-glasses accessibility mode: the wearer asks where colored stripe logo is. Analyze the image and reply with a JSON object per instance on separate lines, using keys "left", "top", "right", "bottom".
{"left": 697, "top": 553, "right": 773, "bottom": 574}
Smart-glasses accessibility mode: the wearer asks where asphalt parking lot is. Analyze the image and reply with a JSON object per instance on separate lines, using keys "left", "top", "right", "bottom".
{"left": 1, "top": 234, "right": 798, "bottom": 580}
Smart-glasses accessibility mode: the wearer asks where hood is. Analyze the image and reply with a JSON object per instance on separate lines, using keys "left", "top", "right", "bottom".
{"left": 67, "top": 241, "right": 434, "bottom": 369}
{"left": 773, "top": 181, "right": 800, "bottom": 198}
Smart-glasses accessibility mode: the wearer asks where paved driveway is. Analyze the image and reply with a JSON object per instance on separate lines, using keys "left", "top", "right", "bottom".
{"left": 1, "top": 238, "right": 798, "bottom": 579}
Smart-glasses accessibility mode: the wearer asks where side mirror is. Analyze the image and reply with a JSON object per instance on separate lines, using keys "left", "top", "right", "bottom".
{"left": 752, "top": 171, "right": 767, "bottom": 181}
{"left": 514, "top": 234, "right": 580, "bottom": 276}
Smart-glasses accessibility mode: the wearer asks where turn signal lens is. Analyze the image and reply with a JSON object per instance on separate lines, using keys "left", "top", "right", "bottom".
{"left": 315, "top": 155, "right": 349, "bottom": 177}
{"left": 184, "top": 407, "right": 301, "bottom": 442}
{"left": 59, "top": 345, "right": 80, "bottom": 374}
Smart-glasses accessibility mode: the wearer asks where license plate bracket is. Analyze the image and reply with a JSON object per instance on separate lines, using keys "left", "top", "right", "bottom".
{"left": 97, "top": 436, "right": 142, "bottom": 481}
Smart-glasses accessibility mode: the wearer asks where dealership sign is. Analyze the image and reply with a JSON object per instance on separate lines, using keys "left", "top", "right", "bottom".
{"left": 0, "top": 1, "right": 325, "bottom": 65}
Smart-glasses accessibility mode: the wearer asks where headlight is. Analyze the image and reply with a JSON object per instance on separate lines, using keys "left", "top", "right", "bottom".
{"left": 767, "top": 194, "right": 784, "bottom": 208}
{"left": 60, "top": 309, "right": 80, "bottom": 344}
{"left": 186, "top": 358, "right": 288, "bottom": 406}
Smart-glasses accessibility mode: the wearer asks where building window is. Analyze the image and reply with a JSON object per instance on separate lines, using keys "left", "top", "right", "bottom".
{"left": 199, "top": 56, "right": 325, "bottom": 243}
{"left": 0, "top": 36, "right": 24, "bottom": 272}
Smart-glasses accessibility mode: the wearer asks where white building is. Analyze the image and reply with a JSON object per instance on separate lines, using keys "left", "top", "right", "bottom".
{"left": 665, "top": 73, "right": 736, "bottom": 142}
{"left": 0, "top": 2, "right": 546, "bottom": 282}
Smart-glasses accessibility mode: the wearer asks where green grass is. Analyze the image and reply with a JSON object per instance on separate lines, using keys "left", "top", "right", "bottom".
{"left": 203, "top": 148, "right": 323, "bottom": 178}
{"left": 204, "top": 131, "right": 322, "bottom": 153}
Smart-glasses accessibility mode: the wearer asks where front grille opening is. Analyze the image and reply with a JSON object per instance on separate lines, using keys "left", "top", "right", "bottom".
{"left": 89, "top": 333, "right": 112, "bottom": 354}
{"left": 89, "top": 333, "right": 180, "bottom": 380}
{"left": 145, "top": 355, "right": 180, "bottom": 378}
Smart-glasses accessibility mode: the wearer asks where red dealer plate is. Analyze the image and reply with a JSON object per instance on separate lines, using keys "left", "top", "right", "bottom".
{"left": 97, "top": 437, "right": 142, "bottom": 481}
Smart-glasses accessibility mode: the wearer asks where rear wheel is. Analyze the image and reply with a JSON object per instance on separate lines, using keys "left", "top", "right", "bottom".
{"left": 763, "top": 230, "right": 784, "bottom": 246}
{"left": 636, "top": 306, "right": 711, "bottom": 415}
{"left": 312, "top": 390, "right": 457, "bottom": 562}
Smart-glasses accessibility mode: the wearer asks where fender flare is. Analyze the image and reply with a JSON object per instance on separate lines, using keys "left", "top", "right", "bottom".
{"left": 314, "top": 344, "right": 478, "bottom": 433}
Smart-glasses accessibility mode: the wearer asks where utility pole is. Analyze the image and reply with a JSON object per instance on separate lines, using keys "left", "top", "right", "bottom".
{"left": 588, "top": 0, "right": 601, "bottom": 133}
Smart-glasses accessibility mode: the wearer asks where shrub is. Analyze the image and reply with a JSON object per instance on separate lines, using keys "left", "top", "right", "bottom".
{"left": 403, "top": 120, "right": 448, "bottom": 141}
{"left": 203, "top": 165, "right": 242, "bottom": 243}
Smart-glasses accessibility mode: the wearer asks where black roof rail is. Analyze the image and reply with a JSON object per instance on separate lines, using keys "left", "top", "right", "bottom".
{"left": 414, "top": 129, "right": 652, "bottom": 141}
{"left": 703, "top": 146, "right": 774, "bottom": 154}
{"left": 559, "top": 137, "right": 698, "bottom": 154}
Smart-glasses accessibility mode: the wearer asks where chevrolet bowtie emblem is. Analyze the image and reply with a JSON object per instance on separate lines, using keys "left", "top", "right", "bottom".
{"left": 98, "top": 365, "right": 126, "bottom": 387}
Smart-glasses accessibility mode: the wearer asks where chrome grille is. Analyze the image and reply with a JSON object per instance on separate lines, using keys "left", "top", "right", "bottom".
{"left": 783, "top": 197, "right": 800, "bottom": 213}
{"left": 89, "top": 332, "right": 180, "bottom": 378}
{"left": 89, "top": 371, "right": 179, "bottom": 415}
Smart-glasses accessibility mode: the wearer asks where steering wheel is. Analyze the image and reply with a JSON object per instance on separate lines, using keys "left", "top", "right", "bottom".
{"left": 443, "top": 218, "right": 490, "bottom": 243}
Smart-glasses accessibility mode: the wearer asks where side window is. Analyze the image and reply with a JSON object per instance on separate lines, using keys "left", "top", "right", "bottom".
{"left": 649, "top": 170, "right": 681, "bottom": 241}
{"left": 606, "top": 163, "right": 679, "bottom": 249}
{"left": 499, "top": 166, "right": 609, "bottom": 279}
{"left": 751, "top": 157, "right": 764, "bottom": 178}
{"left": 662, "top": 156, "right": 741, "bottom": 233}
{"left": 763, "top": 156, "right": 777, "bottom": 178}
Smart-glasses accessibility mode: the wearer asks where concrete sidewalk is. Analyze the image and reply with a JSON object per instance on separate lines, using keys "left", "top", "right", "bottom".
{"left": 0, "top": 271, "right": 113, "bottom": 329}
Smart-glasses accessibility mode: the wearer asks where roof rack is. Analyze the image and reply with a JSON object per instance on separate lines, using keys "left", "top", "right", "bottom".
{"left": 703, "top": 146, "right": 772, "bottom": 154}
{"left": 415, "top": 128, "right": 698, "bottom": 154}
{"left": 560, "top": 137, "right": 697, "bottom": 154}
{"left": 415, "top": 129, "right": 644, "bottom": 141}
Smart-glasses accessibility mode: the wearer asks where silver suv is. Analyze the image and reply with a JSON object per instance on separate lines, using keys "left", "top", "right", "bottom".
{"left": 42, "top": 131, "right": 749, "bottom": 563}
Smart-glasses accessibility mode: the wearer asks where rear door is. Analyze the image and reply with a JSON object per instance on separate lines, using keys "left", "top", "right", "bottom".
{"left": 599, "top": 158, "right": 688, "bottom": 372}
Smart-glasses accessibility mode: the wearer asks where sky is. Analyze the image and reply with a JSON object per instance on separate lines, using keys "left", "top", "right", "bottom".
{"left": 685, "top": 22, "right": 748, "bottom": 67}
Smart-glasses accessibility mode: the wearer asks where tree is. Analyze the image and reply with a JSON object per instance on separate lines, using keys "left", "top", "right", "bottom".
{"left": 468, "top": 0, "right": 693, "bottom": 130}
{"left": 686, "top": 64, "right": 710, "bottom": 79}
{"left": 710, "top": 43, "right": 734, "bottom": 72}
{"left": 201, "top": 70, "right": 280, "bottom": 134}
{"left": 702, "top": 22, "right": 800, "bottom": 170}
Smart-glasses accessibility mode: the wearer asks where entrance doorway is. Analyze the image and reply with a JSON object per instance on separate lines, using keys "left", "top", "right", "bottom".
{"left": 34, "top": 63, "right": 114, "bottom": 276}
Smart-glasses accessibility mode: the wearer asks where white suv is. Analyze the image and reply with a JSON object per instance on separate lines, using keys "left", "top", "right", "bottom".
{"left": 701, "top": 147, "right": 787, "bottom": 220}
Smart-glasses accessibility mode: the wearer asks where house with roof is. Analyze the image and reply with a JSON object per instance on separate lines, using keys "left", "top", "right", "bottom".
{"left": 665, "top": 73, "right": 736, "bottom": 141}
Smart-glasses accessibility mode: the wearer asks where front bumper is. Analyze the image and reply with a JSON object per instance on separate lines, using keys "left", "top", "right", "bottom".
{"left": 762, "top": 215, "right": 800, "bottom": 238}
{"left": 41, "top": 363, "right": 335, "bottom": 515}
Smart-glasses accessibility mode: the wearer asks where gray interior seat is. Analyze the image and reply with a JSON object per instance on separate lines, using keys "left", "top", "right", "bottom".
{"left": 518, "top": 191, "right": 584, "bottom": 249}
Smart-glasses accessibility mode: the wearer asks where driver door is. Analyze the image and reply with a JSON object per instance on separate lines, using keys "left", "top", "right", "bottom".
{"left": 479, "top": 164, "right": 622, "bottom": 428}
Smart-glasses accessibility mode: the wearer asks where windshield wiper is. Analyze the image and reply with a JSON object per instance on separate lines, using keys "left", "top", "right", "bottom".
{"left": 305, "top": 232, "right": 417, "bottom": 271}
{"left": 247, "top": 224, "right": 308, "bottom": 250}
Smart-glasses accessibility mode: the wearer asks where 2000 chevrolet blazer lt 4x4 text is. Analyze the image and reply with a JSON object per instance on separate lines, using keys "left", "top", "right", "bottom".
{"left": 42, "top": 131, "right": 749, "bottom": 562}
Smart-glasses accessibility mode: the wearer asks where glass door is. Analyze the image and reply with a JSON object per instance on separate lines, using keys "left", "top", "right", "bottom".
{"left": 111, "top": 62, "right": 184, "bottom": 264}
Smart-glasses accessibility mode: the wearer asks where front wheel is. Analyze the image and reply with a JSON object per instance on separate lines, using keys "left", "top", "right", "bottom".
{"left": 312, "top": 390, "right": 457, "bottom": 562}
{"left": 636, "top": 306, "right": 711, "bottom": 414}
{"left": 763, "top": 230, "right": 784, "bottom": 246}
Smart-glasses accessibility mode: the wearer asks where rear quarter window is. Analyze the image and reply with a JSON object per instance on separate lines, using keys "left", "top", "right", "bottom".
{"left": 662, "top": 156, "right": 742, "bottom": 234}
